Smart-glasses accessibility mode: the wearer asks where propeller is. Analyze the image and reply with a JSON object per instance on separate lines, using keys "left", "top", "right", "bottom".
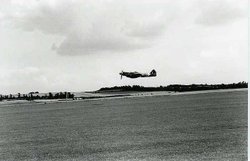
{"left": 120, "top": 70, "right": 123, "bottom": 79}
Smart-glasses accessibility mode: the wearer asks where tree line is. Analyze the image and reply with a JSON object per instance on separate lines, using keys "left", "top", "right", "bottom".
{"left": 0, "top": 92, "right": 74, "bottom": 101}
{"left": 98, "top": 81, "right": 248, "bottom": 92}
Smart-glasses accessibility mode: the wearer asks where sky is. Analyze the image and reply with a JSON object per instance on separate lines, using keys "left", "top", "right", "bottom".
{"left": 0, "top": 0, "right": 248, "bottom": 94}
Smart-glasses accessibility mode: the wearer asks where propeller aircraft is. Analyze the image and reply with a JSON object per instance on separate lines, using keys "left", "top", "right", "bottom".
{"left": 119, "top": 69, "right": 156, "bottom": 79}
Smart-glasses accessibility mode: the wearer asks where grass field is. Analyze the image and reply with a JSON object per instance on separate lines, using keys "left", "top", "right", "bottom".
{"left": 0, "top": 89, "right": 247, "bottom": 161}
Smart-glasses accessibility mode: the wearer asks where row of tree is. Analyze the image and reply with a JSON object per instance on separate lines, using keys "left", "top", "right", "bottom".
{"left": 0, "top": 92, "right": 74, "bottom": 101}
{"left": 98, "top": 81, "right": 248, "bottom": 92}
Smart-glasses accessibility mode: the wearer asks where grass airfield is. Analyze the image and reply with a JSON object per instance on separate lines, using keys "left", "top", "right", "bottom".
{"left": 0, "top": 89, "right": 247, "bottom": 161}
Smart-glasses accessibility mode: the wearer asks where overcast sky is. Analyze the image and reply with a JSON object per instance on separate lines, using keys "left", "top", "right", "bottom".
{"left": 0, "top": 0, "right": 248, "bottom": 94}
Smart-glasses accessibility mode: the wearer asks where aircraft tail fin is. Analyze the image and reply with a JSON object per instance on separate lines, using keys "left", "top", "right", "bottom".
{"left": 150, "top": 69, "right": 157, "bottom": 76}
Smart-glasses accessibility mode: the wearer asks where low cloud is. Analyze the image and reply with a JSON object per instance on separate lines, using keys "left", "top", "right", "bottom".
{"left": 195, "top": 0, "right": 247, "bottom": 26}
{"left": 7, "top": 0, "right": 171, "bottom": 55}
{"left": 2, "top": 0, "right": 247, "bottom": 56}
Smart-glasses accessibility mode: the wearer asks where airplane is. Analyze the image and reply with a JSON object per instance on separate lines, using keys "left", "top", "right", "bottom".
{"left": 120, "top": 69, "right": 156, "bottom": 79}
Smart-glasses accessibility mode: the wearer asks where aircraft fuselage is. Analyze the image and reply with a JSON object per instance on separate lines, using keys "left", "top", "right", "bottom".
{"left": 120, "top": 69, "right": 156, "bottom": 79}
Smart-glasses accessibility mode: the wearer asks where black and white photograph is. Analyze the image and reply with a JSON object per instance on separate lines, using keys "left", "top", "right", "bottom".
{"left": 0, "top": 0, "right": 248, "bottom": 160}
